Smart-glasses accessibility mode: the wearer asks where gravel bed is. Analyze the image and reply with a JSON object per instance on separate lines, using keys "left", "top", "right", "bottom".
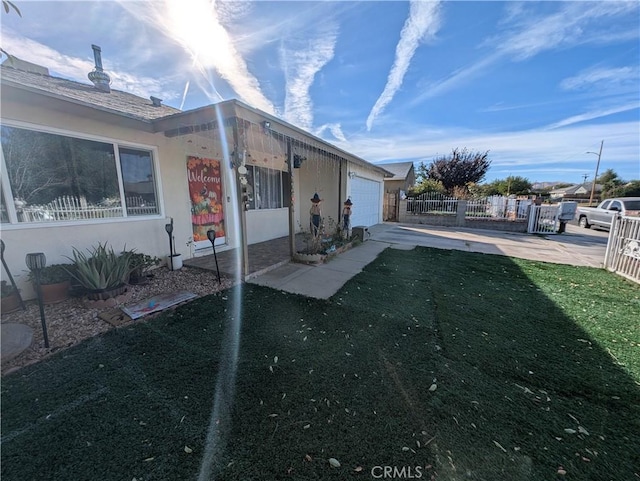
{"left": 1, "top": 267, "right": 237, "bottom": 376}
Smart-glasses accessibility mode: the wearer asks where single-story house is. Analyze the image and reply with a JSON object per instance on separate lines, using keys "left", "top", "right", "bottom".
{"left": 376, "top": 161, "right": 415, "bottom": 194}
{"left": 374, "top": 161, "right": 415, "bottom": 221}
{"left": 0, "top": 48, "right": 391, "bottom": 299}
{"left": 549, "top": 183, "right": 603, "bottom": 200}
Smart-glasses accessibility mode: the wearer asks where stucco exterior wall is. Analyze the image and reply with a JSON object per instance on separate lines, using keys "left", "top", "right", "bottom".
{"left": 1, "top": 93, "right": 240, "bottom": 296}
{"left": 297, "top": 156, "right": 342, "bottom": 232}
{"left": 384, "top": 179, "right": 406, "bottom": 193}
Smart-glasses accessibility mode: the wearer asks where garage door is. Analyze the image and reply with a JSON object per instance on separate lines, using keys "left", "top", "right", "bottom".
{"left": 350, "top": 176, "right": 381, "bottom": 227}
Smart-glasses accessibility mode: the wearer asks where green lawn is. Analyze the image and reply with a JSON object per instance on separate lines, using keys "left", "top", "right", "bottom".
{"left": 2, "top": 247, "right": 639, "bottom": 480}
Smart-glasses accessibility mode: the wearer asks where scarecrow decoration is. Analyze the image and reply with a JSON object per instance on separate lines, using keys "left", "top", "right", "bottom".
{"left": 309, "top": 193, "right": 322, "bottom": 235}
{"left": 342, "top": 198, "right": 353, "bottom": 236}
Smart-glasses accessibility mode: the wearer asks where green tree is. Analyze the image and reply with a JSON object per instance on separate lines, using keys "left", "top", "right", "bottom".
{"left": 606, "top": 181, "right": 640, "bottom": 198}
{"left": 407, "top": 179, "right": 446, "bottom": 196}
{"left": 422, "top": 148, "right": 491, "bottom": 194}
{"left": 597, "top": 169, "right": 624, "bottom": 198}
{"left": 596, "top": 169, "right": 622, "bottom": 185}
{"left": 484, "top": 176, "right": 532, "bottom": 196}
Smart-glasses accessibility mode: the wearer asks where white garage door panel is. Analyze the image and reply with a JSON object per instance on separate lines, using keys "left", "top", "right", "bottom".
{"left": 350, "top": 177, "right": 380, "bottom": 227}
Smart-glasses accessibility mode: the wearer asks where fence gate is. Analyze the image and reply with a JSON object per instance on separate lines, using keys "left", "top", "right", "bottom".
{"left": 383, "top": 192, "right": 398, "bottom": 221}
{"left": 527, "top": 205, "right": 559, "bottom": 234}
{"left": 604, "top": 215, "right": 640, "bottom": 284}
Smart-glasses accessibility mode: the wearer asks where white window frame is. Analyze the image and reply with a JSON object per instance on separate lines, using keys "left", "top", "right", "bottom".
{"left": 0, "top": 120, "right": 164, "bottom": 229}
{"left": 246, "top": 164, "right": 286, "bottom": 211}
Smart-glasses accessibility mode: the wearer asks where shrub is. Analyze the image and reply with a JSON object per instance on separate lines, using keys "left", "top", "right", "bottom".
{"left": 65, "top": 243, "right": 133, "bottom": 291}
{"left": 28, "top": 264, "right": 74, "bottom": 285}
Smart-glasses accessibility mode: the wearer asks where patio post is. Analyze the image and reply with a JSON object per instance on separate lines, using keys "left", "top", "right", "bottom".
{"left": 287, "top": 139, "right": 296, "bottom": 258}
{"left": 233, "top": 121, "right": 249, "bottom": 278}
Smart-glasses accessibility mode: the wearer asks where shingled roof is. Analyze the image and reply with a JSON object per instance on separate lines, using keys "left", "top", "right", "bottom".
{"left": 0, "top": 63, "right": 181, "bottom": 122}
{"left": 375, "top": 161, "right": 414, "bottom": 180}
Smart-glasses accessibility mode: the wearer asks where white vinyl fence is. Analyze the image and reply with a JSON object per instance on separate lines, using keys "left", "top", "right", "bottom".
{"left": 17, "top": 195, "right": 158, "bottom": 222}
{"left": 406, "top": 193, "right": 530, "bottom": 221}
{"left": 467, "top": 196, "right": 531, "bottom": 221}
{"left": 604, "top": 215, "right": 640, "bottom": 284}
{"left": 406, "top": 192, "right": 458, "bottom": 215}
{"left": 527, "top": 205, "right": 559, "bottom": 234}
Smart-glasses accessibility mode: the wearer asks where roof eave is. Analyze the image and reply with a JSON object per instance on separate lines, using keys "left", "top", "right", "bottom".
{"left": 1, "top": 79, "right": 157, "bottom": 130}
{"left": 153, "top": 99, "right": 394, "bottom": 177}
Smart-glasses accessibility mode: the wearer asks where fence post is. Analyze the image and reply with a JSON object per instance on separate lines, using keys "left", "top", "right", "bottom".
{"left": 603, "top": 214, "right": 619, "bottom": 270}
{"left": 456, "top": 200, "right": 467, "bottom": 227}
{"left": 398, "top": 199, "right": 407, "bottom": 223}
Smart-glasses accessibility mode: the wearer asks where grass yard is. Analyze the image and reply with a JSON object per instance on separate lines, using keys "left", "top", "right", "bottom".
{"left": 1, "top": 247, "right": 639, "bottom": 480}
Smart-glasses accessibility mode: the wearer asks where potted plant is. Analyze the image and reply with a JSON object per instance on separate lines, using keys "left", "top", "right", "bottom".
{"left": 66, "top": 243, "right": 133, "bottom": 300}
{"left": 1, "top": 280, "right": 21, "bottom": 314}
{"left": 126, "top": 252, "right": 161, "bottom": 285}
{"left": 28, "top": 263, "right": 74, "bottom": 304}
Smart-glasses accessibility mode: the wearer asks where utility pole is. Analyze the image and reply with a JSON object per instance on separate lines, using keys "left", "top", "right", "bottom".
{"left": 586, "top": 140, "right": 603, "bottom": 206}
{"left": 582, "top": 174, "right": 588, "bottom": 184}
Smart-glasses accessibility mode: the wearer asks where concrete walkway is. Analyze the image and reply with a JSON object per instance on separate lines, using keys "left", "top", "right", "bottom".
{"left": 248, "top": 222, "right": 608, "bottom": 299}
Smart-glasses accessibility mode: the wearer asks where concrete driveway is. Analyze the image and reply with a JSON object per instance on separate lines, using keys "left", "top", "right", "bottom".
{"left": 249, "top": 222, "right": 609, "bottom": 299}
{"left": 368, "top": 222, "right": 608, "bottom": 268}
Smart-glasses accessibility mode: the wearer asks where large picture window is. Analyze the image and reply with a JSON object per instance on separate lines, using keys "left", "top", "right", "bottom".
{"left": 246, "top": 165, "right": 290, "bottom": 210}
{"left": 0, "top": 125, "right": 159, "bottom": 224}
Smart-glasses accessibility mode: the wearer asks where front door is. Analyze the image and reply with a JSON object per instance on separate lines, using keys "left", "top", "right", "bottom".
{"left": 187, "top": 156, "right": 225, "bottom": 249}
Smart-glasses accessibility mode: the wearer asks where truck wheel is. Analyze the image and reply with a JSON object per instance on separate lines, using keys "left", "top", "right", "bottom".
{"left": 579, "top": 216, "right": 591, "bottom": 229}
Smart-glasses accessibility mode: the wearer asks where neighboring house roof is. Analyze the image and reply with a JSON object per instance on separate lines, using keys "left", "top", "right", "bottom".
{"left": 375, "top": 162, "right": 414, "bottom": 181}
{"left": 0, "top": 63, "right": 182, "bottom": 122}
{"left": 550, "top": 183, "right": 603, "bottom": 195}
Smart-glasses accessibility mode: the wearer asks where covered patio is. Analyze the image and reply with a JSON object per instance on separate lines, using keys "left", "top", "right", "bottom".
{"left": 184, "top": 234, "right": 307, "bottom": 280}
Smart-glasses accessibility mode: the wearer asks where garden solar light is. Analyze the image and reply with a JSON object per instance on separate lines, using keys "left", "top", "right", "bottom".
{"left": 26, "top": 252, "right": 49, "bottom": 348}
{"left": 165, "top": 218, "right": 174, "bottom": 270}
{"left": 206, "top": 229, "right": 222, "bottom": 284}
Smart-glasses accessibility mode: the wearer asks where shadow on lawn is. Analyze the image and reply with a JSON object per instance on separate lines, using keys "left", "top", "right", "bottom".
{"left": 1, "top": 247, "right": 639, "bottom": 481}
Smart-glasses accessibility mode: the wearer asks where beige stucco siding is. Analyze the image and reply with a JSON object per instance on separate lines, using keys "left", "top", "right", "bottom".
{"left": 0, "top": 90, "right": 239, "bottom": 296}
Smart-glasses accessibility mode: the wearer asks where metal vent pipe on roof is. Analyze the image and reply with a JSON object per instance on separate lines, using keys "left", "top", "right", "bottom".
{"left": 88, "top": 44, "right": 111, "bottom": 93}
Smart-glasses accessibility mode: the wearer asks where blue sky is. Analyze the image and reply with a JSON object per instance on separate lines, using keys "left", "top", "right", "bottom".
{"left": 2, "top": 0, "right": 639, "bottom": 184}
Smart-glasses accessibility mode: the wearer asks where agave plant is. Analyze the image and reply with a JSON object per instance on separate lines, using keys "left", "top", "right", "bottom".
{"left": 65, "top": 243, "right": 133, "bottom": 291}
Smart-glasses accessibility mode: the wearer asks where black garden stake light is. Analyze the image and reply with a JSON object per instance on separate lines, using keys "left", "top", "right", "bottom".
{"left": 25, "top": 252, "right": 49, "bottom": 348}
{"left": 165, "top": 218, "right": 174, "bottom": 271}
{"left": 206, "top": 229, "right": 222, "bottom": 284}
{"left": 1, "top": 239, "right": 25, "bottom": 310}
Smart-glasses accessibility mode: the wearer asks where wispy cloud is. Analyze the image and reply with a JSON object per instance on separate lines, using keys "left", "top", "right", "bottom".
{"left": 335, "top": 120, "right": 640, "bottom": 182}
{"left": 315, "top": 123, "right": 347, "bottom": 142}
{"left": 414, "top": 1, "right": 639, "bottom": 104}
{"left": 560, "top": 66, "right": 639, "bottom": 91}
{"left": 544, "top": 102, "right": 640, "bottom": 130}
{"left": 122, "top": 0, "right": 276, "bottom": 114}
{"left": 0, "top": 30, "right": 177, "bottom": 101}
{"left": 281, "top": 25, "right": 338, "bottom": 131}
{"left": 366, "top": 0, "right": 441, "bottom": 131}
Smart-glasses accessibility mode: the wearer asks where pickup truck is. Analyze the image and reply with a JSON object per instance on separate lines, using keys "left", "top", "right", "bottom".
{"left": 576, "top": 197, "right": 640, "bottom": 230}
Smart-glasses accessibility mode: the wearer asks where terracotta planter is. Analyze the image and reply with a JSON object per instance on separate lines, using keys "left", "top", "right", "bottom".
{"left": 86, "top": 284, "right": 127, "bottom": 301}
{"left": 1, "top": 292, "right": 22, "bottom": 314}
{"left": 40, "top": 280, "right": 71, "bottom": 304}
